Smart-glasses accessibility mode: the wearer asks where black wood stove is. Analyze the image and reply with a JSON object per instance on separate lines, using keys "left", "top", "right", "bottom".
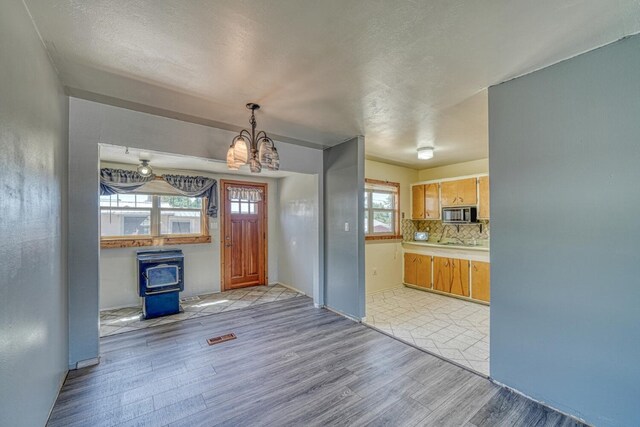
{"left": 137, "top": 249, "right": 184, "bottom": 319}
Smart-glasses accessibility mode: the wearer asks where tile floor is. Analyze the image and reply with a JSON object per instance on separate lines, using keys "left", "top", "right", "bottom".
{"left": 99, "top": 284, "right": 302, "bottom": 337}
{"left": 365, "top": 286, "right": 490, "bottom": 375}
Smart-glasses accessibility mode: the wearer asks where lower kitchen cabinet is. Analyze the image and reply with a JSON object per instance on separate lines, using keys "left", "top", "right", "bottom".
{"left": 471, "top": 261, "right": 490, "bottom": 302}
{"left": 433, "top": 256, "right": 470, "bottom": 297}
{"left": 403, "top": 253, "right": 431, "bottom": 288}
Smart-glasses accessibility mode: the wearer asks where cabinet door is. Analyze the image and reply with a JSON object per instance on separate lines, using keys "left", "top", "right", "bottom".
{"left": 433, "top": 256, "right": 450, "bottom": 292}
{"left": 424, "top": 183, "right": 440, "bottom": 219}
{"left": 440, "top": 181, "right": 458, "bottom": 207}
{"left": 441, "top": 178, "right": 477, "bottom": 206}
{"left": 450, "top": 259, "right": 470, "bottom": 297}
{"left": 478, "top": 176, "right": 490, "bottom": 219}
{"left": 456, "top": 178, "right": 478, "bottom": 206}
{"left": 404, "top": 253, "right": 417, "bottom": 285}
{"left": 411, "top": 185, "right": 425, "bottom": 219}
{"left": 471, "top": 261, "right": 490, "bottom": 302}
{"left": 415, "top": 255, "right": 431, "bottom": 288}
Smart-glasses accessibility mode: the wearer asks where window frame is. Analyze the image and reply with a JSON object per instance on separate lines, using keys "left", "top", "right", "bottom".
{"left": 364, "top": 179, "right": 401, "bottom": 241}
{"left": 100, "top": 193, "right": 210, "bottom": 248}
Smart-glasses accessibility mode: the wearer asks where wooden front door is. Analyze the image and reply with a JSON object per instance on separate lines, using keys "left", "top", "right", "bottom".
{"left": 221, "top": 180, "right": 267, "bottom": 290}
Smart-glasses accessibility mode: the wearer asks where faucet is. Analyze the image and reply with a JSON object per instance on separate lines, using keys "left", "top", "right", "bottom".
{"left": 437, "top": 225, "right": 449, "bottom": 243}
{"left": 437, "top": 225, "right": 464, "bottom": 244}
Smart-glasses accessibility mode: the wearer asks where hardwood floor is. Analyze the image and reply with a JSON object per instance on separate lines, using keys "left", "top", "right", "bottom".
{"left": 48, "top": 297, "right": 584, "bottom": 427}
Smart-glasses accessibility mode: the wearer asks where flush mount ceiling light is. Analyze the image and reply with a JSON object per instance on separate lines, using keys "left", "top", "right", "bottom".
{"left": 137, "top": 159, "right": 153, "bottom": 177}
{"left": 227, "top": 103, "right": 280, "bottom": 173}
{"left": 417, "top": 147, "right": 434, "bottom": 160}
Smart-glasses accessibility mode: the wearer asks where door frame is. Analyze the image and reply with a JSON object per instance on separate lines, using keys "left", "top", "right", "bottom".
{"left": 219, "top": 179, "right": 268, "bottom": 291}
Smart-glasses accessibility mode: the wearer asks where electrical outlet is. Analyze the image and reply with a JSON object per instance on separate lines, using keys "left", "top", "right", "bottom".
{"left": 344, "top": 222, "right": 350, "bottom": 232}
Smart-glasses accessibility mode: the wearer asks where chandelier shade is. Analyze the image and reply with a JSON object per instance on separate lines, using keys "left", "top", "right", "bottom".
{"left": 227, "top": 103, "right": 280, "bottom": 173}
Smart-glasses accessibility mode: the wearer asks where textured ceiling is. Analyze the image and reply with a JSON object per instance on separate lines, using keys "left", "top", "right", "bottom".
{"left": 25, "top": 0, "right": 640, "bottom": 168}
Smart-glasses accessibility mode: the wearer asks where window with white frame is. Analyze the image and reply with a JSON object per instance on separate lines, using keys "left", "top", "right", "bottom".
{"left": 100, "top": 193, "right": 205, "bottom": 238}
{"left": 364, "top": 179, "right": 400, "bottom": 237}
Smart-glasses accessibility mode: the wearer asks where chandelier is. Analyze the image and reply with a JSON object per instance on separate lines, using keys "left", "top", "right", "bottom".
{"left": 227, "top": 103, "right": 280, "bottom": 173}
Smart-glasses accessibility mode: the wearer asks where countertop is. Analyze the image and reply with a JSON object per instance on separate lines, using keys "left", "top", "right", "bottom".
{"left": 402, "top": 240, "right": 490, "bottom": 252}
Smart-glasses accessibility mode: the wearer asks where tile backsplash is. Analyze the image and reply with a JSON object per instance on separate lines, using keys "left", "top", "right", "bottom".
{"left": 402, "top": 218, "right": 490, "bottom": 242}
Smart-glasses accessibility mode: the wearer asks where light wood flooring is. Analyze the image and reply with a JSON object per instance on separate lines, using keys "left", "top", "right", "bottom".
{"left": 48, "top": 296, "right": 584, "bottom": 426}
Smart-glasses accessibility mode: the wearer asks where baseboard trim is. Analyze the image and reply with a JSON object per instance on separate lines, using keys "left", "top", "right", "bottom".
{"left": 72, "top": 356, "right": 100, "bottom": 370}
{"left": 271, "top": 281, "right": 307, "bottom": 296}
{"left": 46, "top": 368, "right": 68, "bottom": 425}
{"left": 490, "top": 379, "right": 589, "bottom": 426}
{"left": 323, "top": 305, "right": 363, "bottom": 323}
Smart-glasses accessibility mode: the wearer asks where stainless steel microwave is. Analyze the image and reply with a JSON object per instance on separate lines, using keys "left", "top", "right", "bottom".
{"left": 442, "top": 206, "right": 478, "bottom": 224}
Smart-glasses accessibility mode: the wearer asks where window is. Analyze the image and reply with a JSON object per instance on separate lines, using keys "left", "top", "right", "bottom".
{"left": 229, "top": 199, "right": 258, "bottom": 214}
{"left": 100, "top": 194, "right": 152, "bottom": 237}
{"left": 364, "top": 179, "right": 400, "bottom": 239}
{"left": 100, "top": 194, "right": 208, "bottom": 242}
{"left": 159, "top": 196, "right": 202, "bottom": 235}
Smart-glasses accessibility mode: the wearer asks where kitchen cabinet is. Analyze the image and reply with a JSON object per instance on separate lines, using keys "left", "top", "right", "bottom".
{"left": 441, "top": 178, "right": 477, "bottom": 207}
{"left": 411, "top": 183, "right": 440, "bottom": 219}
{"left": 404, "top": 253, "right": 431, "bottom": 288}
{"left": 411, "top": 185, "right": 425, "bottom": 219}
{"left": 471, "top": 261, "right": 490, "bottom": 302}
{"left": 424, "top": 183, "right": 440, "bottom": 219}
{"left": 478, "top": 176, "right": 490, "bottom": 219}
{"left": 433, "top": 256, "right": 470, "bottom": 297}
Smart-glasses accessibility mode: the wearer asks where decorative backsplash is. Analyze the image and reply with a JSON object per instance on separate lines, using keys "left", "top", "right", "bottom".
{"left": 402, "top": 218, "right": 490, "bottom": 242}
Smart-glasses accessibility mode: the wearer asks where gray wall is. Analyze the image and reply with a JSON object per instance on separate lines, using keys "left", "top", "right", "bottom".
{"left": 0, "top": 1, "right": 69, "bottom": 425}
{"left": 489, "top": 35, "right": 640, "bottom": 427}
{"left": 68, "top": 99, "right": 325, "bottom": 365}
{"left": 323, "top": 136, "right": 365, "bottom": 319}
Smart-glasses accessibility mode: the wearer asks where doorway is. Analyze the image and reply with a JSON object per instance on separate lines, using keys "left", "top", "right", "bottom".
{"left": 220, "top": 180, "right": 268, "bottom": 291}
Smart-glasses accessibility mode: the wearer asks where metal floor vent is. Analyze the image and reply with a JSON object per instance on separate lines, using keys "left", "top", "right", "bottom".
{"left": 181, "top": 296, "right": 200, "bottom": 302}
{"left": 207, "top": 333, "right": 237, "bottom": 346}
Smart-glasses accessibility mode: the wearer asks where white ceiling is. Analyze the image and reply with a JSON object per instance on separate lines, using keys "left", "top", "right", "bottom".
{"left": 99, "top": 143, "right": 298, "bottom": 178}
{"left": 26, "top": 0, "right": 640, "bottom": 168}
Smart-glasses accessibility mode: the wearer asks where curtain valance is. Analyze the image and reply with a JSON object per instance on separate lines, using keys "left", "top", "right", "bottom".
{"left": 227, "top": 186, "right": 263, "bottom": 202}
{"left": 162, "top": 174, "right": 218, "bottom": 217}
{"left": 100, "top": 168, "right": 155, "bottom": 195}
{"left": 99, "top": 168, "right": 218, "bottom": 217}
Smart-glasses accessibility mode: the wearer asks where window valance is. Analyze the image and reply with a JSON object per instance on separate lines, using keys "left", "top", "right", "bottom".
{"left": 227, "top": 186, "right": 263, "bottom": 202}
{"left": 163, "top": 174, "right": 218, "bottom": 218}
{"left": 99, "top": 168, "right": 218, "bottom": 217}
{"left": 100, "top": 168, "right": 155, "bottom": 195}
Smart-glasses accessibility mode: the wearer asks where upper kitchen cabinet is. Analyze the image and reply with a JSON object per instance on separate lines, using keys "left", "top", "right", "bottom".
{"left": 478, "top": 176, "right": 490, "bottom": 219}
{"left": 411, "top": 183, "right": 440, "bottom": 220}
{"left": 424, "top": 183, "right": 440, "bottom": 219}
{"left": 411, "top": 185, "right": 425, "bottom": 219}
{"left": 441, "top": 178, "right": 477, "bottom": 207}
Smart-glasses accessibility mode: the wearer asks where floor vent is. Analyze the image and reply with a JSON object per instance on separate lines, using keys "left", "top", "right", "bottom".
{"left": 207, "top": 333, "right": 237, "bottom": 346}
{"left": 181, "top": 296, "right": 200, "bottom": 302}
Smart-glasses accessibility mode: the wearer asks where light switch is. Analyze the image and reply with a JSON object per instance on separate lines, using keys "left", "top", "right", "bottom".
{"left": 344, "top": 222, "right": 350, "bottom": 232}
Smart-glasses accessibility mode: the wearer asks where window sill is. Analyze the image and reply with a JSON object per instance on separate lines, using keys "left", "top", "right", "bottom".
{"left": 101, "top": 235, "right": 212, "bottom": 249}
{"left": 365, "top": 234, "right": 403, "bottom": 242}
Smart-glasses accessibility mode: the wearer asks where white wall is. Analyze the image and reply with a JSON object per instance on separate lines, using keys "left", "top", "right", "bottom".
{"left": 99, "top": 164, "right": 280, "bottom": 309}
{"left": 68, "top": 98, "right": 324, "bottom": 366}
{"left": 0, "top": 1, "right": 69, "bottom": 425}
{"left": 276, "top": 174, "right": 320, "bottom": 296}
{"left": 364, "top": 160, "right": 419, "bottom": 294}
